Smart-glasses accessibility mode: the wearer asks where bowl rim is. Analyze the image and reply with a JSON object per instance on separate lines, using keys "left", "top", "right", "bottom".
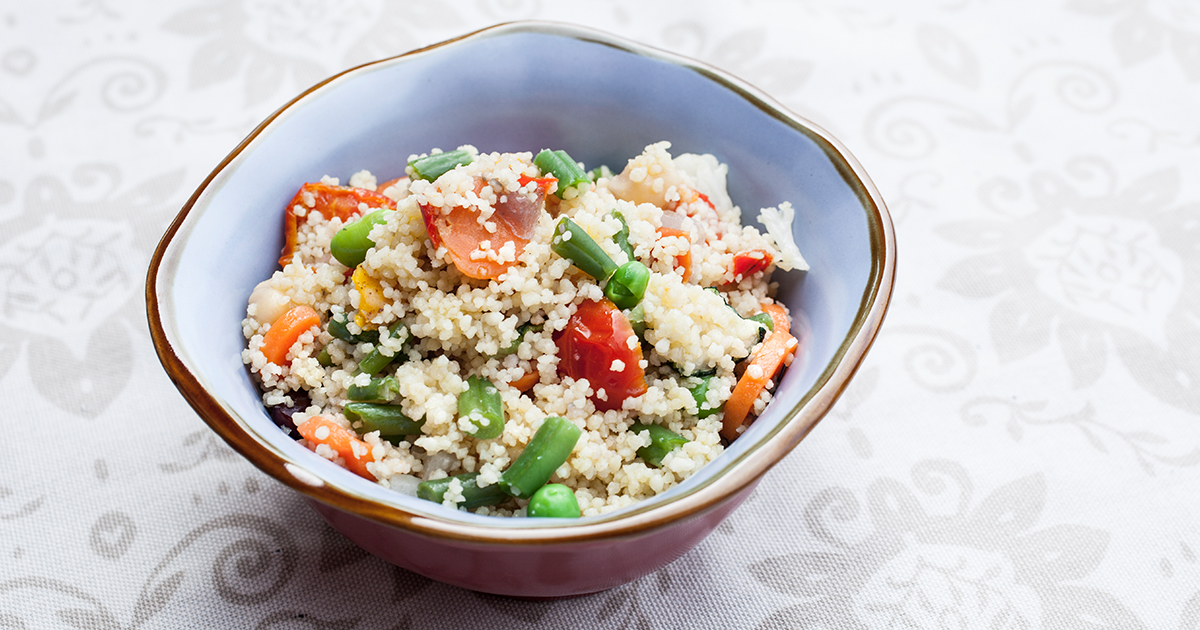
{"left": 146, "top": 20, "right": 896, "bottom": 544}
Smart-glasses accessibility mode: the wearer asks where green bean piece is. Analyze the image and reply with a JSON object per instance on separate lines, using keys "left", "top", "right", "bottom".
{"left": 317, "top": 347, "right": 333, "bottom": 367}
{"left": 630, "top": 423, "right": 689, "bottom": 467}
{"left": 534, "top": 149, "right": 590, "bottom": 198}
{"left": 589, "top": 165, "right": 614, "bottom": 181}
{"left": 328, "top": 312, "right": 380, "bottom": 344}
{"left": 408, "top": 149, "right": 473, "bottom": 182}
{"left": 347, "top": 375, "right": 399, "bottom": 403}
{"left": 498, "top": 416, "right": 582, "bottom": 498}
{"left": 493, "top": 322, "right": 541, "bottom": 358}
{"left": 685, "top": 377, "right": 721, "bottom": 419}
{"left": 343, "top": 402, "right": 424, "bottom": 436}
{"left": 526, "top": 483, "right": 582, "bottom": 518}
{"left": 626, "top": 303, "right": 647, "bottom": 341}
{"left": 331, "top": 208, "right": 390, "bottom": 268}
{"left": 417, "top": 472, "right": 508, "bottom": 509}
{"left": 748, "top": 312, "right": 774, "bottom": 332}
{"left": 552, "top": 217, "right": 618, "bottom": 282}
{"left": 611, "top": 211, "right": 635, "bottom": 262}
{"left": 604, "top": 261, "right": 650, "bottom": 310}
{"left": 458, "top": 376, "right": 505, "bottom": 439}
{"left": 356, "top": 321, "right": 408, "bottom": 376}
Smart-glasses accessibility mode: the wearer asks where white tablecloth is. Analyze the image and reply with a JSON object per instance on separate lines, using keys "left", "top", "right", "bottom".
{"left": 3, "top": 1, "right": 1198, "bottom": 627}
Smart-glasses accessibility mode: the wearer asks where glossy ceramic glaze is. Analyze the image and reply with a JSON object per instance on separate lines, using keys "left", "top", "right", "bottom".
{"left": 147, "top": 21, "right": 895, "bottom": 597}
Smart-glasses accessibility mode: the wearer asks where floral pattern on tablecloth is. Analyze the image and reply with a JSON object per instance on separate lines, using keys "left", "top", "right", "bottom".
{"left": 1, "top": 0, "right": 1198, "bottom": 627}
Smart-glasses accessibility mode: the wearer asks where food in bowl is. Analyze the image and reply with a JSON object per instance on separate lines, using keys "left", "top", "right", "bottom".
{"left": 241, "top": 141, "right": 807, "bottom": 517}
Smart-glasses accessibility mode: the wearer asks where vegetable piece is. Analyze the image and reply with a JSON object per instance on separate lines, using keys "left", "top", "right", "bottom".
{"left": 267, "top": 390, "right": 310, "bottom": 438}
{"left": 552, "top": 217, "right": 618, "bottom": 282}
{"left": 408, "top": 149, "right": 473, "bottom": 182}
{"left": 419, "top": 176, "right": 550, "bottom": 280}
{"left": 328, "top": 312, "right": 379, "bottom": 344}
{"left": 534, "top": 149, "right": 589, "bottom": 198}
{"left": 732, "top": 249, "right": 774, "bottom": 279}
{"left": 356, "top": 321, "right": 408, "bottom": 376}
{"left": 604, "top": 261, "right": 650, "bottom": 310}
{"left": 611, "top": 211, "right": 635, "bottom": 262}
{"left": 721, "top": 303, "right": 795, "bottom": 440}
{"left": 331, "top": 208, "right": 391, "bottom": 268}
{"left": 498, "top": 416, "right": 583, "bottom": 498}
{"left": 317, "top": 348, "right": 333, "bottom": 367}
{"left": 526, "top": 484, "right": 582, "bottom": 518}
{"left": 261, "top": 305, "right": 320, "bottom": 366}
{"left": 630, "top": 423, "right": 688, "bottom": 467}
{"left": 296, "top": 416, "right": 375, "bottom": 480}
{"left": 351, "top": 266, "right": 387, "bottom": 328}
{"left": 747, "top": 312, "right": 774, "bottom": 332}
{"left": 554, "top": 298, "right": 648, "bottom": 412}
{"left": 347, "top": 375, "right": 399, "bottom": 403}
{"left": 509, "top": 370, "right": 540, "bottom": 392}
{"left": 494, "top": 322, "right": 540, "bottom": 357}
{"left": 458, "top": 376, "right": 505, "bottom": 439}
{"left": 589, "top": 165, "right": 614, "bottom": 181}
{"left": 279, "top": 183, "right": 395, "bottom": 267}
{"left": 417, "top": 472, "right": 508, "bottom": 509}
{"left": 655, "top": 227, "right": 692, "bottom": 281}
{"left": 343, "top": 403, "right": 424, "bottom": 437}
{"left": 625, "top": 303, "right": 647, "bottom": 341}
{"left": 685, "top": 377, "right": 721, "bottom": 419}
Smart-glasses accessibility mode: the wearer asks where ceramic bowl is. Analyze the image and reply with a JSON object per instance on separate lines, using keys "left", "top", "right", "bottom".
{"left": 146, "top": 21, "right": 895, "bottom": 598}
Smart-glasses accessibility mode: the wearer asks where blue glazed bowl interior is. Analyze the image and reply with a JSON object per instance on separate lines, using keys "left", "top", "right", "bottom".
{"left": 163, "top": 24, "right": 879, "bottom": 528}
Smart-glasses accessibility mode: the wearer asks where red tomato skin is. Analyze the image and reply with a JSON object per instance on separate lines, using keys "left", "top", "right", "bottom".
{"left": 280, "top": 183, "right": 394, "bottom": 267}
{"left": 555, "top": 299, "right": 648, "bottom": 411}
{"left": 732, "top": 249, "right": 774, "bottom": 278}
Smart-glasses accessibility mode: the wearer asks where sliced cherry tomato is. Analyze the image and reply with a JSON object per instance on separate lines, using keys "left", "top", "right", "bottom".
{"left": 656, "top": 227, "right": 692, "bottom": 282}
{"left": 420, "top": 176, "right": 551, "bottom": 280}
{"left": 554, "top": 298, "right": 648, "bottom": 411}
{"left": 279, "top": 183, "right": 395, "bottom": 267}
{"left": 732, "top": 249, "right": 774, "bottom": 278}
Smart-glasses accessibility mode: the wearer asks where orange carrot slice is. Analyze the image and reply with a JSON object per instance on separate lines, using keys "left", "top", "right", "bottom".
{"left": 509, "top": 370, "right": 540, "bottom": 392}
{"left": 656, "top": 227, "right": 692, "bottom": 282}
{"left": 721, "top": 303, "right": 795, "bottom": 441}
{"left": 296, "top": 416, "right": 376, "bottom": 480}
{"left": 261, "top": 305, "right": 320, "bottom": 366}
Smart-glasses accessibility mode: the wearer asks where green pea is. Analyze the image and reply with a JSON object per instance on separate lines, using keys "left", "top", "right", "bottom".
{"left": 604, "top": 260, "right": 650, "bottom": 310}
{"left": 331, "top": 208, "right": 390, "bottom": 268}
{"left": 526, "top": 483, "right": 581, "bottom": 518}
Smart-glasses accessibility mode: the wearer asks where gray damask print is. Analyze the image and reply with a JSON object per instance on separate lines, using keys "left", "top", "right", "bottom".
{"left": 960, "top": 397, "right": 1200, "bottom": 474}
{"left": 750, "top": 460, "right": 1142, "bottom": 629}
{"left": 938, "top": 163, "right": 1200, "bottom": 413}
{"left": 163, "top": 0, "right": 466, "bottom": 105}
{"left": 1067, "top": 0, "right": 1200, "bottom": 81}
{"left": 0, "top": 512, "right": 298, "bottom": 628}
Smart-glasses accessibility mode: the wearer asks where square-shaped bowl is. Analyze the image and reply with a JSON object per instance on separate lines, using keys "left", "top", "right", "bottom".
{"left": 147, "top": 21, "right": 895, "bottom": 597}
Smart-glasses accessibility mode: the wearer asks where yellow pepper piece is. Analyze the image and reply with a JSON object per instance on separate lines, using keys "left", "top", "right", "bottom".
{"left": 352, "top": 266, "right": 387, "bottom": 328}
